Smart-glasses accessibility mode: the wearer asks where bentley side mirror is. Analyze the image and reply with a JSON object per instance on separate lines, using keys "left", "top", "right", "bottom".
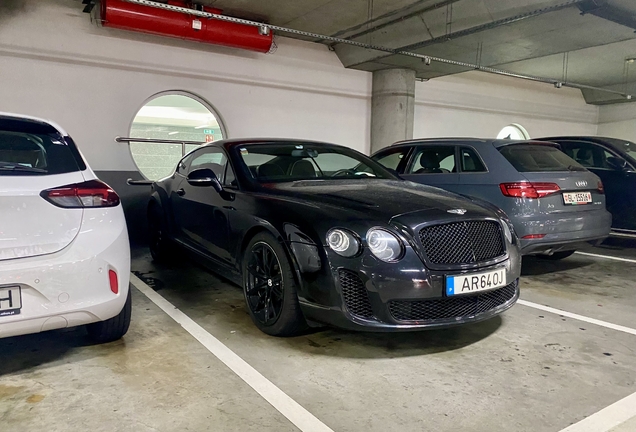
{"left": 187, "top": 168, "right": 223, "bottom": 192}
{"left": 186, "top": 168, "right": 234, "bottom": 200}
{"left": 607, "top": 156, "right": 628, "bottom": 171}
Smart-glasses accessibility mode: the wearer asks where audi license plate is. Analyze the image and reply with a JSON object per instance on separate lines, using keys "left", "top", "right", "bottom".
{"left": 0, "top": 286, "right": 22, "bottom": 317}
{"left": 446, "top": 268, "right": 506, "bottom": 296}
{"left": 563, "top": 192, "right": 592, "bottom": 205}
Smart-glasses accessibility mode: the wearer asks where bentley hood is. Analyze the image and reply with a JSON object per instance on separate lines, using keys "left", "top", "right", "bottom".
{"left": 264, "top": 180, "right": 496, "bottom": 223}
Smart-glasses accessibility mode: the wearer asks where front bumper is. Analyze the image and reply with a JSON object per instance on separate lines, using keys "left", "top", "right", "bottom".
{"left": 0, "top": 206, "right": 130, "bottom": 339}
{"left": 302, "top": 279, "right": 519, "bottom": 332}
{"left": 297, "top": 237, "right": 522, "bottom": 331}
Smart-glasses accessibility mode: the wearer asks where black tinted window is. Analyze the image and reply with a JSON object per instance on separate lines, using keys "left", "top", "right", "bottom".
{"left": 238, "top": 144, "right": 394, "bottom": 182}
{"left": 460, "top": 147, "right": 486, "bottom": 172}
{"left": 0, "top": 130, "right": 80, "bottom": 176}
{"left": 560, "top": 141, "right": 625, "bottom": 170}
{"left": 407, "top": 146, "right": 456, "bottom": 174}
{"left": 189, "top": 149, "right": 228, "bottom": 182}
{"left": 373, "top": 148, "right": 408, "bottom": 171}
{"left": 499, "top": 145, "right": 585, "bottom": 172}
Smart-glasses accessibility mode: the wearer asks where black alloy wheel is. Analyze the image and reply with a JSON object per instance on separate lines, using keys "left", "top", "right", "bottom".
{"left": 242, "top": 232, "right": 307, "bottom": 336}
{"left": 245, "top": 242, "right": 284, "bottom": 325}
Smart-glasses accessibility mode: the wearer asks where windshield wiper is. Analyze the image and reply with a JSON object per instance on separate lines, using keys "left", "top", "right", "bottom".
{"left": 0, "top": 163, "right": 47, "bottom": 173}
{"left": 567, "top": 165, "right": 586, "bottom": 172}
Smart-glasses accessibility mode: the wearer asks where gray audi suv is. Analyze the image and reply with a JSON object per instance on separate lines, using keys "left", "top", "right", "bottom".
{"left": 372, "top": 138, "right": 612, "bottom": 259}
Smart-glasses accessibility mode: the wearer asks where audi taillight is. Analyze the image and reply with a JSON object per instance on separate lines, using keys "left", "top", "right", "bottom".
{"left": 41, "top": 180, "right": 120, "bottom": 208}
{"left": 597, "top": 181, "right": 605, "bottom": 194}
{"left": 499, "top": 182, "right": 560, "bottom": 199}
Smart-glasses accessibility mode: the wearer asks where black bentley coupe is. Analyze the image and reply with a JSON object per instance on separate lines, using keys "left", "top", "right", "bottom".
{"left": 147, "top": 139, "right": 522, "bottom": 336}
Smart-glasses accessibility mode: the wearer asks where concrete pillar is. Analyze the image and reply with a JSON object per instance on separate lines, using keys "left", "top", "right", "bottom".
{"left": 371, "top": 68, "right": 416, "bottom": 154}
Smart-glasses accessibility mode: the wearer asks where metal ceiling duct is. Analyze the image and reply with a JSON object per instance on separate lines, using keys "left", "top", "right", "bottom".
{"left": 99, "top": 0, "right": 273, "bottom": 53}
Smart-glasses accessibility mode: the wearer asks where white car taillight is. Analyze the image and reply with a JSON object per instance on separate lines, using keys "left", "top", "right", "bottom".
{"left": 41, "top": 180, "right": 120, "bottom": 208}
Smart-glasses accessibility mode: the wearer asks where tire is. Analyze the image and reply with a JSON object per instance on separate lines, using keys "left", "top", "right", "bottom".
{"left": 148, "top": 204, "right": 174, "bottom": 263}
{"left": 87, "top": 288, "right": 132, "bottom": 343}
{"left": 242, "top": 232, "right": 307, "bottom": 337}
{"left": 537, "top": 250, "right": 576, "bottom": 260}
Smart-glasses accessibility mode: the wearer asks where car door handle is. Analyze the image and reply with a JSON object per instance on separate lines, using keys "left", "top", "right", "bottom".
{"left": 176, "top": 188, "right": 185, "bottom": 196}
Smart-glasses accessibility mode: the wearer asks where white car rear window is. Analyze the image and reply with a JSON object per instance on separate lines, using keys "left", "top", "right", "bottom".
{"left": 0, "top": 119, "right": 81, "bottom": 176}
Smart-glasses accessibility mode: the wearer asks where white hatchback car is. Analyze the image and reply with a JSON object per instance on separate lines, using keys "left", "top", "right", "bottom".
{"left": 0, "top": 113, "right": 131, "bottom": 343}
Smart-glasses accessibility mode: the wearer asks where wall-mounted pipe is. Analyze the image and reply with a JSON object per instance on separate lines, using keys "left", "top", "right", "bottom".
{"left": 121, "top": 0, "right": 631, "bottom": 100}
{"left": 100, "top": 0, "right": 273, "bottom": 53}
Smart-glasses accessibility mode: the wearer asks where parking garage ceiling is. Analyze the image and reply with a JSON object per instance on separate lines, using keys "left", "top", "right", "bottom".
{"left": 200, "top": 0, "right": 636, "bottom": 105}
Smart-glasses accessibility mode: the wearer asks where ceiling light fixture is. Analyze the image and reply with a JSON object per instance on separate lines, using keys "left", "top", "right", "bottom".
{"left": 194, "top": 125, "right": 209, "bottom": 129}
{"left": 168, "top": 131, "right": 179, "bottom": 135}
{"left": 626, "top": 58, "right": 636, "bottom": 64}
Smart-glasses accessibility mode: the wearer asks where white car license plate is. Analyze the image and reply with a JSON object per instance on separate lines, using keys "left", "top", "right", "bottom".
{"left": 563, "top": 191, "right": 592, "bottom": 205}
{"left": 446, "top": 269, "right": 506, "bottom": 296}
{"left": 0, "top": 286, "right": 22, "bottom": 317}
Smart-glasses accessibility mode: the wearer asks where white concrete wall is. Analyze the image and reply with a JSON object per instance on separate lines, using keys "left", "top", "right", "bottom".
{"left": 0, "top": 0, "right": 601, "bottom": 177}
{"left": 414, "top": 73, "right": 599, "bottom": 140}
{"left": 597, "top": 104, "right": 636, "bottom": 141}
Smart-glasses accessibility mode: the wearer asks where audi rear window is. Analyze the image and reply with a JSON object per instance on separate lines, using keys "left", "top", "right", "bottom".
{"left": 0, "top": 119, "right": 83, "bottom": 176}
{"left": 498, "top": 144, "right": 586, "bottom": 172}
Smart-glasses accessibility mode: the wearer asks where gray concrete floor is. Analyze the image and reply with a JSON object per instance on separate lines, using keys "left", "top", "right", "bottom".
{"left": 1, "top": 244, "right": 635, "bottom": 432}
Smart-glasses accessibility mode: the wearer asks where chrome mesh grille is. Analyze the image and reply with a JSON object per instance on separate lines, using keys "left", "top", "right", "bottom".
{"left": 419, "top": 221, "right": 505, "bottom": 265}
{"left": 338, "top": 269, "right": 374, "bottom": 319}
{"left": 388, "top": 281, "right": 518, "bottom": 322}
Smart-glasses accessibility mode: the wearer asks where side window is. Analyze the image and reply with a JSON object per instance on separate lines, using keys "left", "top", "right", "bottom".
{"left": 566, "top": 142, "right": 607, "bottom": 169}
{"left": 176, "top": 154, "right": 193, "bottom": 175}
{"left": 373, "top": 148, "right": 409, "bottom": 171}
{"left": 559, "top": 143, "right": 576, "bottom": 160}
{"left": 460, "top": 147, "right": 487, "bottom": 172}
{"left": 562, "top": 140, "right": 635, "bottom": 171}
{"left": 602, "top": 149, "right": 629, "bottom": 171}
{"left": 189, "top": 149, "right": 227, "bottom": 182}
{"left": 407, "top": 146, "right": 456, "bottom": 174}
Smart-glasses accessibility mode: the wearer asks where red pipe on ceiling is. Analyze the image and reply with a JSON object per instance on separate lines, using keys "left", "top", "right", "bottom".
{"left": 100, "top": 0, "right": 273, "bottom": 53}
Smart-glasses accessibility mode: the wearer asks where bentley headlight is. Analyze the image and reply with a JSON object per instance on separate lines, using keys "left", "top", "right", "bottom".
{"left": 327, "top": 229, "right": 360, "bottom": 257}
{"left": 367, "top": 228, "right": 404, "bottom": 262}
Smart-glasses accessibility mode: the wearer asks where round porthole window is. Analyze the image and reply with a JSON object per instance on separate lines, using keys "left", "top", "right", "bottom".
{"left": 497, "top": 124, "right": 530, "bottom": 140}
{"left": 129, "top": 92, "right": 226, "bottom": 180}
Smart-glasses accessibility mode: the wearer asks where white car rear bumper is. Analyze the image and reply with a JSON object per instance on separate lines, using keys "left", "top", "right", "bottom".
{"left": 0, "top": 206, "right": 130, "bottom": 339}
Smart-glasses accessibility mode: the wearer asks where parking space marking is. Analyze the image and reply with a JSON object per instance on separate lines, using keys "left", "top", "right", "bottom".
{"left": 575, "top": 251, "right": 636, "bottom": 264}
{"left": 559, "top": 392, "right": 636, "bottom": 432}
{"left": 130, "top": 274, "right": 334, "bottom": 432}
{"left": 517, "top": 300, "right": 636, "bottom": 337}
{"left": 528, "top": 251, "right": 636, "bottom": 431}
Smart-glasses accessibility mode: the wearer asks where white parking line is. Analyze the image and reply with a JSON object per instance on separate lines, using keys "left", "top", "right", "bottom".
{"left": 130, "top": 274, "right": 334, "bottom": 432}
{"left": 575, "top": 251, "right": 636, "bottom": 264}
{"left": 517, "top": 300, "right": 636, "bottom": 337}
{"left": 559, "top": 392, "right": 636, "bottom": 432}
{"left": 524, "top": 250, "right": 636, "bottom": 431}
